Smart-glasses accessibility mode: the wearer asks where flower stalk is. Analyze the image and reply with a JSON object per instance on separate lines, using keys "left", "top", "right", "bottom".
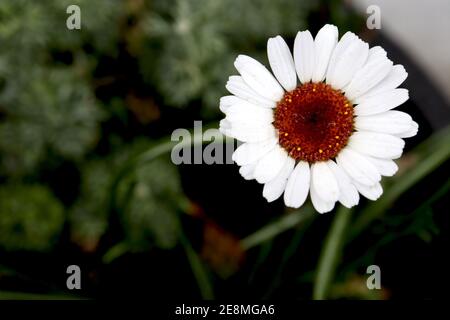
{"left": 313, "top": 206, "right": 352, "bottom": 300}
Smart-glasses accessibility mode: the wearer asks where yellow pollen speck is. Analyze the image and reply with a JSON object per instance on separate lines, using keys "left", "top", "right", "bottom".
{"left": 335, "top": 136, "right": 339, "bottom": 139}
{"left": 284, "top": 133, "right": 288, "bottom": 136}
{"left": 344, "top": 111, "right": 348, "bottom": 115}
{"left": 345, "top": 103, "right": 349, "bottom": 107}
{"left": 336, "top": 142, "right": 340, "bottom": 146}
{"left": 297, "top": 147, "right": 301, "bottom": 151}
{"left": 329, "top": 145, "right": 332, "bottom": 148}
{"left": 319, "top": 149, "right": 323, "bottom": 153}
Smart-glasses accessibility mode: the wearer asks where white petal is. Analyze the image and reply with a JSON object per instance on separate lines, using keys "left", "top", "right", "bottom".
{"left": 312, "top": 24, "right": 338, "bottom": 83}
{"left": 336, "top": 148, "right": 381, "bottom": 186}
{"left": 226, "top": 76, "right": 276, "bottom": 108}
{"left": 354, "top": 88, "right": 409, "bottom": 116}
{"left": 253, "top": 146, "right": 288, "bottom": 184}
{"left": 263, "top": 157, "right": 295, "bottom": 202}
{"left": 239, "top": 162, "right": 257, "bottom": 180}
{"left": 232, "top": 138, "right": 277, "bottom": 166}
{"left": 267, "top": 36, "right": 297, "bottom": 91}
{"left": 367, "top": 46, "right": 387, "bottom": 59}
{"left": 311, "top": 161, "right": 339, "bottom": 203}
{"left": 225, "top": 123, "right": 276, "bottom": 142}
{"left": 284, "top": 161, "right": 310, "bottom": 209}
{"left": 326, "top": 32, "right": 369, "bottom": 90}
{"left": 326, "top": 32, "right": 358, "bottom": 83}
{"left": 344, "top": 50, "right": 393, "bottom": 100}
{"left": 310, "top": 176, "right": 335, "bottom": 214}
{"left": 219, "top": 119, "right": 231, "bottom": 135}
{"left": 219, "top": 95, "right": 243, "bottom": 113}
{"left": 328, "top": 161, "right": 359, "bottom": 208}
{"left": 365, "top": 157, "right": 398, "bottom": 177}
{"left": 348, "top": 131, "right": 405, "bottom": 159}
{"left": 234, "top": 55, "right": 284, "bottom": 101}
{"left": 355, "top": 65, "right": 408, "bottom": 103}
{"left": 353, "top": 181, "right": 383, "bottom": 201}
{"left": 225, "top": 101, "right": 274, "bottom": 126}
{"left": 294, "top": 30, "right": 315, "bottom": 83}
{"left": 396, "top": 121, "right": 419, "bottom": 138}
{"left": 354, "top": 111, "right": 413, "bottom": 135}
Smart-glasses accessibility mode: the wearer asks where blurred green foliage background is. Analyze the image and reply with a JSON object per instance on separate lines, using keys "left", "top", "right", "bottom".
{"left": 0, "top": 0, "right": 448, "bottom": 300}
{"left": 0, "top": 0, "right": 316, "bottom": 259}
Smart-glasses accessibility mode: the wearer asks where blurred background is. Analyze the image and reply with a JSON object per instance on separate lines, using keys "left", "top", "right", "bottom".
{"left": 0, "top": 0, "right": 449, "bottom": 300}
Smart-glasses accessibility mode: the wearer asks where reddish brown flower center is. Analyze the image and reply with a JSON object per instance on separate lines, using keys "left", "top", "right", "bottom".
{"left": 273, "top": 82, "right": 354, "bottom": 162}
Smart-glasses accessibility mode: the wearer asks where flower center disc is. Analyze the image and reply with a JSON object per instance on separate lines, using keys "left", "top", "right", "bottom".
{"left": 273, "top": 82, "right": 354, "bottom": 163}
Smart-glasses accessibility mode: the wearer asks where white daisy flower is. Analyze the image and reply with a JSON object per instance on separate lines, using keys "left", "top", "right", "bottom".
{"left": 219, "top": 24, "right": 418, "bottom": 213}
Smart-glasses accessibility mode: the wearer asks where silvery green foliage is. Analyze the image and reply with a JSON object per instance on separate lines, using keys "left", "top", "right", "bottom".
{"left": 120, "top": 157, "right": 185, "bottom": 250}
{"left": 70, "top": 140, "right": 186, "bottom": 250}
{"left": 0, "top": 0, "right": 193, "bottom": 252}
{"left": 0, "top": 0, "right": 121, "bottom": 176}
{"left": 0, "top": 184, "right": 65, "bottom": 251}
{"left": 68, "top": 140, "right": 148, "bottom": 248}
{"left": 0, "top": 0, "right": 122, "bottom": 55}
{"left": 0, "top": 68, "right": 105, "bottom": 176}
{"left": 69, "top": 159, "right": 113, "bottom": 249}
{"left": 0, "top": 0, "right": 121, "bottom": 249}
{"left": 140, "top": 0, "right": 313, "bottom": 110}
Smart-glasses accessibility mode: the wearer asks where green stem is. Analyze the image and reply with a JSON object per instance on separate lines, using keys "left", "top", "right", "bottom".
{"left": 263, "top": 220, "right": 312, "bottom": 298}
{"left": 180, "top": 233, "right": 214, "bottom": 300}
{"left": 102, "top": 241, "right": 129, "bottom": 264}
{"left": 0, "top": 291, "right": 86, "bottom": 300}
{"left": 241, "top": 205, "right": 315, "bottom": 250}
{"left": 313, "top": 206, "right": 352, "bottom": 300}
